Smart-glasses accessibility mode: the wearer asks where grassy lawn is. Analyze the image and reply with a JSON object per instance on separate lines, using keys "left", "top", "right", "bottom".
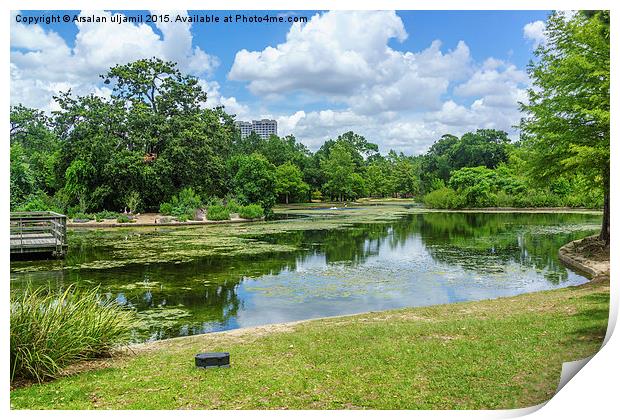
{"left": 10, "top": 279, "right": 609, "bottom": 410}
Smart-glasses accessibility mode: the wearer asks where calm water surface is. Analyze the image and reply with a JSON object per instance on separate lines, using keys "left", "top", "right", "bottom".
{"left": 10, "top": 212, "right": 600, "bottom": 342}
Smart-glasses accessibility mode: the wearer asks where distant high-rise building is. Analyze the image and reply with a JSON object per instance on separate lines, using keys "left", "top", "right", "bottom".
{"left": 235, "top": 119, "right": 277, "bottom": 139}
{"left": 235, "top": 121, "right": 253, "bottom": 138}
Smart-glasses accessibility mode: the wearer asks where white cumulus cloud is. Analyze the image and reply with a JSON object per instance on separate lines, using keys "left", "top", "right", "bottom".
{"left": 11, "top": 10, "right": 222, "bottom": 111}
{"left": 523, "top": 20, "right": 547, "bottom": 48}
{"left": 229, "top": 11, "right": 472, "bottom": 116}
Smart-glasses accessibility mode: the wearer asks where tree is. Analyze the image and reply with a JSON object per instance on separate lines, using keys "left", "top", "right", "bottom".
{"left": 234, "top": 131, "right": 262, "bottom": 156}
{"left": 51, "top": 59, "right": 235, "bottom": 211}
{"left": 420, "top": 131, "right": 510, "bottom": 193}
{"left": 64, "top": 159, "right": 95, "bottom": 212}
{"left": 520, "top": 11, "right": 610, "bottom": 243}
{"left": 391, "top": 156, "right": 421, "bottom": 198}
{"left": 365, "top": 162, "right": 388, "bottom": 198}
{"left": 449, "top": 130, "right": 510, "bottom": 170}
{"left": 10, "top": 143, "right": 36, "bottom": 208}
{"left": 449, "top": 167, "right": 497, "bottom": 208}
{"left": 321, "top": 143, "right": 355, "bottom": 202}
{"left": 231, "top": 153, "right": 277, "bottom": 214}
{"left": 10, "top": 105, "right": 60, "bottom": 197}
{"left": 316, "top": 131, "right": 379, "bottom": 171}
{"left": 274, "top": 162, "right": 309, "bottom": 204}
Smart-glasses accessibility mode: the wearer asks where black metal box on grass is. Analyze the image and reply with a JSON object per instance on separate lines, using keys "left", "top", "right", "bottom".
{"left": 195, "top": 352, "right": 230, "bottom": 369}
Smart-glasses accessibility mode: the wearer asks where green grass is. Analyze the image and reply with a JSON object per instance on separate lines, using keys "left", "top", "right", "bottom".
{"left": 10, "top": 280, "right": 608, "bottom": 409}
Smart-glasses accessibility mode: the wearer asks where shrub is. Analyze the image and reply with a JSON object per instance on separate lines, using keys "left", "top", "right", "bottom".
{"left": 159, "top": 188, "right": 203, "bottom": 220}
{"left": 178, "top": 187, "right": 202, "bottom": 210}
{"left": 311, "top": 190, "right": 323, "bottom": 201}
{"left": 117, "top": 214, "right": 133, "bottom": 223}
{"left": 10, "top": 286, "right": 135, "bottom": 382}
{"left": 66, "top": 206, "right": 81, "bottom": 219}
{"left": 423, "top": 187, "right": 463, "bottom": 209}
{"left": 205, "top": 196, "right": 224, "bottom": 207}
{"left": 238, "top": 204, "right": 264, "bottom": 219}
{"left": 72, "top": 212, "right": 94, "bottom": 221}
{"left": 95, "top": 210, "right": 119, "bottom": 221}
{"left": 495, "top": 191, "right": 514, "bottom": 207}
{"left": 513, "top": 190, "right": 563, "bottom": 208}
{"left": 14, "top": 194, "right": 50, "bottom": 212}
{"left": 225, "top": 198, "right": 241, "bottom": 213}
{"left": 207, "top": 205, "right": 230, "bottom": 221}
{"left": 429, "top": 178, "right": 446, "bottom": 192}
{"left": 125, "top": 191, "right": 141, "bottom": 214}
{"left": 461, "top": 183, "right": 497, "bottom": 208}
{"left": 159, "top": 202, "right": 174, "bottom": 215}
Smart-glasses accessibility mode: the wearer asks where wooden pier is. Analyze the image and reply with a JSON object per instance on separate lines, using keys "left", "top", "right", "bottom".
{"left": 10, "top": 211, "right": 68, "bottom": 258}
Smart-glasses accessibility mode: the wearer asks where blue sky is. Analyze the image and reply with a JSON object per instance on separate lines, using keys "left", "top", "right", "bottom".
{"left": 11, "top": 10, "right": 551, "bottom": 154}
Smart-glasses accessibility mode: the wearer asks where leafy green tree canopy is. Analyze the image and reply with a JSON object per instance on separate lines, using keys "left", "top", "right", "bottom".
{"left": 520, "top": 11, "right": 610, "bottom": 242}
{"left": 275, "top": 162, "right": 309, "bottom": 204}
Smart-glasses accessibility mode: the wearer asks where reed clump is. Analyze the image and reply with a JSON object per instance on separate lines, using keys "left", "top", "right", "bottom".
{"left": 10, "top": 285, "right": 136, "bottom": 383}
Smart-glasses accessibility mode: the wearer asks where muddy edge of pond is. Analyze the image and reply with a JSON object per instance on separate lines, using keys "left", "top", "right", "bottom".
{"left": 127, "top": 234, "right": 610, "bottom": 354}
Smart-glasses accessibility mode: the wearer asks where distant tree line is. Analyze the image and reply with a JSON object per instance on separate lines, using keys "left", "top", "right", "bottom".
{"left": 10, "top": 12, "right": 608, "bottom": 240}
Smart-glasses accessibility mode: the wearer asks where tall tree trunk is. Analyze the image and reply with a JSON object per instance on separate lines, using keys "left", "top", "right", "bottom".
{"left": 285, "top": 194, "right": 289, "bottom": 204}
{"left": 599, "top": 174, "right": 610, "bottom": 245}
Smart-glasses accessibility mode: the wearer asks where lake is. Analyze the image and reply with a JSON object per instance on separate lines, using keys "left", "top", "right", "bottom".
{"left": 10, "top": 209, "right": 601, "bottom": 343}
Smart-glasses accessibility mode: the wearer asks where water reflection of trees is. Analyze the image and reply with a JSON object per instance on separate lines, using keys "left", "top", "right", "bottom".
{"left": 125, "top": 251, "right": 313, "bottom": 339}
{"left": 415, "top": 212, "right": 599, "bottom": 284}
{"left": 11, "top": 212, "right": 600, "bottom": 341}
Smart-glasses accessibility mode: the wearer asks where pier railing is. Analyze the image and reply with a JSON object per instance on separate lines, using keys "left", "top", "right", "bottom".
{"left": 10, "top": 211, "right": 68, "bottom": 257}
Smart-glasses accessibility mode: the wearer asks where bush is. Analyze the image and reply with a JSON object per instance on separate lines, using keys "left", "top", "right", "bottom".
{"left": 238, "top": 204, "right": 264, "bottom": 219}
{"left": 461, "top": 183, "right": 497, "bottom": 208}
{"left": 207, "top": 205, "right": 230, "bottom": 221}
{"left": 429, "top": 178, "right": 446, "bottom": 192}
{"left": 225, "top": 198, "right": 241, "bottom": 213}
{"left": 125, "top": 191, "right": 141, "bottom": 214}
{"left": 10, "top": 286, "right": 135, "bottom": 382}
{"left": 95, "top": 210, "right": 119, "bottom": 221}
{"left": 205, "top": 196, "right": 224, "bottom": 207}
{"left": 311, "top": 190, "right": 323, "bottom": 201}
{"left": 14, "top": 194, "right": 50, "bottom": 212}
{"left": 116, "top": 214, "right": 133, "bottom": 223}
{"left": 159, "top": 202, "right": 174, "bottom": 215}
{"left": 423, "top": 187, "right": 463, "bottom": 209}
{"left": 159, "top": 188, "right": 202, "bottom": 220}
{"left": 513, "top": 190, "right": 563, "bottom": 208}
{"left": 72, "top": 212, "right": 94, "bottom": 221}
{"left": 495, "top": 191, "right": 514, "bottom": 207}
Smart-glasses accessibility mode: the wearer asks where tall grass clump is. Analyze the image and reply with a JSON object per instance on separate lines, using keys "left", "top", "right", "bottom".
{"left": 423, "top": 187, "right": 464, "bottom": 209}
{"left": 159, "top": 187, "right": 203, "bottom": 220}
{"left": 238, "top": 204, "right": 264, "bottom": 219}
{"left": 10, "top": 285, "right": 136, "bottom": 383}
{"left": 225, "top": 198, "right": 241, "bottom": 213}
{"left": 207, "top": 205, "right": 230, "bottom": 221}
